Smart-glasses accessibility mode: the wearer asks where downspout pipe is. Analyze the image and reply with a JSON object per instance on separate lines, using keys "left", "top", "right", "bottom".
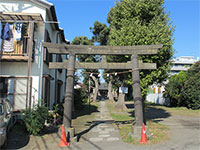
{"left": 54, "top": 30, "right": 62, "bottom": 105}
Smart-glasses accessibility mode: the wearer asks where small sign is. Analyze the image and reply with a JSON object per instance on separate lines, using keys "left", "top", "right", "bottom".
{"left": 119, "top": 87, "right": 128, "bottom": 94}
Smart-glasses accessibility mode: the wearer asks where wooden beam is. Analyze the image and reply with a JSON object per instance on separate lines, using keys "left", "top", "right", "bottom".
{"left": 42, "top": 42, "right": 162, "bottom": 55}
{"left": 49, "top": 61, "right": 156, "bottom": 70}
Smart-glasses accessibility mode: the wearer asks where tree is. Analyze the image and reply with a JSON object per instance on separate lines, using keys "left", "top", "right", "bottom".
{"left": 181, "top": 61, "right": 200, "bottom": 109}
{"left": 72, "top": 36, "right": 100, "bottom": 102}
{"left": 72, "top": 36, "right": 93, "bottom": 45}
{"left": 164, "top": 71, "right": 187, "bottom": 107}
{"left": 107, "top": 0, "right": 174, "bottom": 97}
{"left": 90, "top": 21, "right": 110, "bottom": 45}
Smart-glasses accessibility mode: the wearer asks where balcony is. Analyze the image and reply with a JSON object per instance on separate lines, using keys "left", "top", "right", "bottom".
{"left": 0, "top": 36, "right": 30, "bottom": 61}
{"left": 0, "top": 12, "right": 43, "bottom": 62}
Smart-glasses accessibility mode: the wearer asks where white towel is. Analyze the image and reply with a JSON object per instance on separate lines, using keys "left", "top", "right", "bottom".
{"left": 14, "top": 23, "right": 23, "bottom": 41}
{"left": 2, "top": 38, "right": 14, "bottom": 52}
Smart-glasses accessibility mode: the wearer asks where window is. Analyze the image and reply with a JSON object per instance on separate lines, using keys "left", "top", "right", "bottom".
{"left": 44, "top": 30, "right": 52, "bottom": 64}
{"left": 0, "top": 78, "right": 8, "bottom": 98}
{"left": 42, "top": 76, "right": 50, "bottom": 107}
{"left": 0, "top": 77, "right": 29, "bottom": 111}
{"left": 56, "top": 80, "right": 63, "bottom": 104}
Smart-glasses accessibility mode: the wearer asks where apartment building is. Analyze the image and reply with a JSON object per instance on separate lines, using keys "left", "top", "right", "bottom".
{"left": 170, "top": 56, "right": 199, "bottom": 75}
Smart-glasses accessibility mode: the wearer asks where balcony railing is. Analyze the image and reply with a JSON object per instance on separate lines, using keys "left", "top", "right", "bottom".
{"left": 0, "top": 36, "right": 29, "bottom": 61}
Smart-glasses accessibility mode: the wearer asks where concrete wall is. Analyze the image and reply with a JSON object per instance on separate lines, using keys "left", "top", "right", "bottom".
{"left": 146, "top": 93, "right": 170, "bottom": 106}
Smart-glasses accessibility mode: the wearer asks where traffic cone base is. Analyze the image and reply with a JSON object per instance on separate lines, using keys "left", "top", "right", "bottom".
{"left": 59, "top": 124, "right": 70, "bottom": 147}
{"left": 140, "top": 123, "right": 147, "bottom": 143}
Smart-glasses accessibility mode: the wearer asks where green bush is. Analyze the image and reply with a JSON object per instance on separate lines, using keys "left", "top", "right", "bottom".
{"left": 74, "top": 89, "right": 84, "bottom": 110}
{"left": 52, "top": 103, "right": 64, "bottom": 116}
{"left": 164, "top": 61, "right": 200, "bottom": 109}
{"left": 74, "top": 87, "right": 90, "bottom": 110}
{"left": 181, "top": 61, "right": 200, "bottom": 109}
{"left": 23, "top": 105, "right": 48, "bottom": 135}
{"left": 164, "top": 71, "right": 186, "bottom": 107}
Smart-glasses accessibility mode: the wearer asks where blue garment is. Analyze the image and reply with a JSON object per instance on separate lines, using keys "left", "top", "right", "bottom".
{"left": 1, "top": 22, "right": 13, "bottom": 40}
{"left": 1, "top": 22, "right": 10, "bottom": 40}
{"left": 8, "top": 24, "right": 13, "bottom": 38}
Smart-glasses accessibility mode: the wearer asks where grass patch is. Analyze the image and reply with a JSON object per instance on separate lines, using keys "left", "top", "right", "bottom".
{"left": 111, "top": 113, "right": 133, "bottom": 121}
{"left": 72, "top": 102, "right": 99, "bottom": 136}
{"left": 146, "top": 121, "right": 169, "bottom": 144}
{"left": 107, "top": 101, "right": 169, "bottom": 145}
{"left": 117, "top": 121, "right": 169, "bottom": 145}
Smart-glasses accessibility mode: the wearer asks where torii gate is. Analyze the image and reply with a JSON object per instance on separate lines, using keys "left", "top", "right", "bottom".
{"left": 42, "top": 42, "right": 162, "bottom": 136}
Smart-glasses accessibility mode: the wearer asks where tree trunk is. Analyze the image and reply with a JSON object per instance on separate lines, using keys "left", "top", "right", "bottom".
{"left": 112, "top": 89, "right": 118, "bottom": 101}
{"left": 116, "top": 93, "right": 127, "bottom": 110}
{"left": 91, "top": 75, "right": 99, "bottom": 102}
{"left": 108, "top": 81, "right": 115, "bottom": 102}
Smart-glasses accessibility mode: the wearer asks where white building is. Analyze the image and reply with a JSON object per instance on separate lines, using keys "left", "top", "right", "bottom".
{"left": 0, "top": 0, "right": 67, "bottom": 111}
{"left": 170, "top": 56, "right": 199, "bottom": 75}
{"left": 146, "top": 56, "right": 199, "bottom": 105}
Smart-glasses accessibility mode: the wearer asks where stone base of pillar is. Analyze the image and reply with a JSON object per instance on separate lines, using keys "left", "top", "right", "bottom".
{"left": 66, "top": 127, "right": 75, "bottom": 138}
{"left": 131, "top": 125, "right": 149, "bottom": 139}
{"left": 59, "top": 126, "right": 75, "bottom": 140}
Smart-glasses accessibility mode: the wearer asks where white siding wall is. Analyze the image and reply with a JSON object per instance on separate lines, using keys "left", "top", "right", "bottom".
{"left": 0, "top": 0, "right": 46, "bottom": 19}
{"left": 0, "top": 0, "right": 46, "bottom": 108}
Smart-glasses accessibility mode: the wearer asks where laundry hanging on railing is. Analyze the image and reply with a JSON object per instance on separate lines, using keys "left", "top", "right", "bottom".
{"left": 0, "top": 22, "right": 24, "bottom": 52}
{"left": 14, "top": 22, "right": 23, "bottom": 41}
{"left": 1, "top": 23, "right": 14, "bottom": 52}
{"left": 1, "top": 22, "right": 14, "bottom": 52}
{"left": 1, "top": 22, "right": 11, "bottom": 40}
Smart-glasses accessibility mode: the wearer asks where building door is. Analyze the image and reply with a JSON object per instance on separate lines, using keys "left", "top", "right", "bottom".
{"left": 42, "top": 76, "right": 50, "bottom": 107}
{"left": 56, "top": 80, "right": 63, "bottom": 104}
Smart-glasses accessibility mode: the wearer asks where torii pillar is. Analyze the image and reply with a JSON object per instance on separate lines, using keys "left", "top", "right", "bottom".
{"left": 63, "top": 53, "right": 75, "bottom": 137}
{"left": 132, "top": 54, "right": 145, "bottom": 137}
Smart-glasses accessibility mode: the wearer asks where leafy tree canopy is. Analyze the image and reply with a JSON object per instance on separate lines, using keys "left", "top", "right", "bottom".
{"left": 90, "top": 21, "right": 110, "bottom": 45}
{"left": 106, "top": 0, "right": 175, "bottom": 96}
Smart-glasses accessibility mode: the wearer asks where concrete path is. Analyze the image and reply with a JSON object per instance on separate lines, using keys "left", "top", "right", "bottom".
{"left": 87, "top": 100, "right": 121, "bottom": 143}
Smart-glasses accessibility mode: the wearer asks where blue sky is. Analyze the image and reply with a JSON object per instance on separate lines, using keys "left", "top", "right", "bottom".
{"left": 48, "top": 0, "right": 200, "bottom": 59}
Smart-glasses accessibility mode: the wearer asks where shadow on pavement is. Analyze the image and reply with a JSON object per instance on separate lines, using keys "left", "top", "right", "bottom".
{"left": 73, "top": 104, "right": 99, "bottom": 119}
{"left": 4, "top": 121, "right": 30, "bottom": 149}
{"left": 126, "top": 103, "right": 171, "bottom": 123}
{"left": 76, "top": 120, "right": 113, "bottom": 142}
{"left": 145, "top": 106, "right": 171, "bottom": 121}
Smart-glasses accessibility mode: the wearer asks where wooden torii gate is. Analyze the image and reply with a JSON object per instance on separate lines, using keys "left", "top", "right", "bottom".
{"left": 42, "top": 42, "right": 162, "bottom": 136}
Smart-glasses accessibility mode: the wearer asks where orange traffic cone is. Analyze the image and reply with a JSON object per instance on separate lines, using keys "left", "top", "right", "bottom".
{"left": 59, "top": 124, "right": 70, "bottom": 147}
{"left": 140, "top": 123, "right": 147, "bottom": 143}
